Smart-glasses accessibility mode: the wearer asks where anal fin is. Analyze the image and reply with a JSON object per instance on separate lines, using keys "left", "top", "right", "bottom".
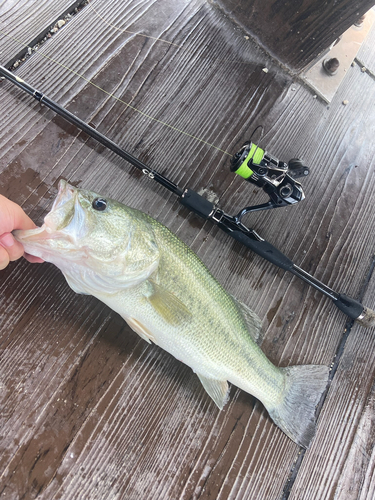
{"left": 124, "top": 316, "right": 156, "bottom": 344}
{"left": 197, "top": 374, "right": 229, "bottom": 410}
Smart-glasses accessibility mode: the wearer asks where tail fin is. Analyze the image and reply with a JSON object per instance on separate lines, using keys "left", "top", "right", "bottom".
{"left": 267, "top": 365, "right": 329, "bottom": 448}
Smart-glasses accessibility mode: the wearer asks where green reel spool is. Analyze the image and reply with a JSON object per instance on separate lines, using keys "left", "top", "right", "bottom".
{"left": 230, "top": 142, "right": 265, "bottom": 180}
{"left": 230, "top": 138, "right": 308, "bottom": 215}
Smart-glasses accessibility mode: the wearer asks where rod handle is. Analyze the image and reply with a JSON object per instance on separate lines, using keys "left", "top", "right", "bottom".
{"left": 179, "top": 189, "right": 215, "bottom": 219}
{"left": 335, "top": 294, "right": 375, "bottom": 328}
{"left": 228, "top": 230, "right": 295, "bottom": 271}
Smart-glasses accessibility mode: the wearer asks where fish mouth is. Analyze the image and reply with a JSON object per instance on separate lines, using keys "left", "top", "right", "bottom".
{"left": 50, "top": 179, "right": 78, "bottom": 214}
{"left": 44, "top": 179, "right": 79, "bottom": 232}
{"left": 14, "top": 180, "right": 87, "bottom": 254}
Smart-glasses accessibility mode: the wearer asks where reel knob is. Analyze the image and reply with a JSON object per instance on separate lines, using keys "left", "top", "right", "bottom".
{"left": 288, "top": 159, "right": 310, "bottom": 178}
{"left": 279, "top": 183, "right": 294, "bottom": 198}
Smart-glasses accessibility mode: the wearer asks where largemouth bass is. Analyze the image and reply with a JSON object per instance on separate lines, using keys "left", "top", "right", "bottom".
{"left": 14, "top": 180, "right": 328, "bottom": 448}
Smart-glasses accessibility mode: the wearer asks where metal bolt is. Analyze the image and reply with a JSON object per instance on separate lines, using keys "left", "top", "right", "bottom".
{"left": 354, "top": 14, "right": 366, "bottom": 27}
{"left": 333, "top": 36, "right": 342, "bottom": 47}
{"left": 322, "top": 58, "right": 340, "bottom": 76}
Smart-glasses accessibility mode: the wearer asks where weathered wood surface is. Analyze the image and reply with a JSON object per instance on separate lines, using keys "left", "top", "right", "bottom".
{"left": 357, "top": 8, "right": 375, "bottom": 73}
{"left": 0, "top": 0, "right": 84, "bottom": 67}
{"left": 1, "top": 1, "right": 375, "bottom": 499}
{"left": 214, "top": 0, "right": 375, "bottom": 72}
{"left": 290, "top": 273, "right": 375, "bottom": 499}
{"left": 283, "top": 41, "right": 375, "bottom": 499}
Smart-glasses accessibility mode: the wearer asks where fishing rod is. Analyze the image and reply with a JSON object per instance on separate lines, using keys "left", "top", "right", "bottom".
{"left": 1, "top": 64, "right": 374, "bottom": 328}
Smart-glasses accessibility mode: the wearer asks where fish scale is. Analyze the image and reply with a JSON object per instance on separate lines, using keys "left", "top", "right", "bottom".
{"left": 14, "top": 180, "right": 329, "bottom": 448}
{"left": 149, "top": 221, "right": 281, "bottom": 386}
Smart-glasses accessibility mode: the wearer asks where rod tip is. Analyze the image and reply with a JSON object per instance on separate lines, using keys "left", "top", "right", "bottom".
{"left": 356, "top": 306, "right": 375, "bottom": 328}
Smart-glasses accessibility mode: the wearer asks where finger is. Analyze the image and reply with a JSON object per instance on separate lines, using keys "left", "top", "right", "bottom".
{"left": 0, "top": 195, "right": 36, "bottom": 233}
{"left": 24, "top": 253, "right": 44, "bottom": 263}
{"left": 0, "top": 245, "right": 10, "bottom": 270}
{"left": 0, "top": 233, "right": 25, "bottom": 262}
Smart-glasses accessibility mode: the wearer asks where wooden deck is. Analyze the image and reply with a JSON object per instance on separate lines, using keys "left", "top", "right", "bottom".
{"left": 1, "top": 1, "right": 375, "bottom": 498}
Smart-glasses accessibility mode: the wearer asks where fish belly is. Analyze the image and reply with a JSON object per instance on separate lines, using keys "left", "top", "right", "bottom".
{"left": 97, "top": 284, "right": 285, "bottom": 410}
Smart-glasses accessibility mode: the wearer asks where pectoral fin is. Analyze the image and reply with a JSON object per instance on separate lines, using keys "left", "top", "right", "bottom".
{"left": 197, "top": 374, "right": 230, "bottom": 410}
{"left": 124, "top": 316, "right": 156, "bottom": 344}
{"left": 147, "top": 280, "right": 192, "bottom": 327}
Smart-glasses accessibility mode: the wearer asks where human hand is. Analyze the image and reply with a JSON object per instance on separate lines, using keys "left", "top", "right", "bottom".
{"left": 0, "top": 194, "right": 43, "bottom": 270}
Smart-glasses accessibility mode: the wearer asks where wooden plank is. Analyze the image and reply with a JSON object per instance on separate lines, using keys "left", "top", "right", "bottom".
{"left": 0, "top": 0, "right": 84, "bottom": 67}
{"left": 0, "top": 2, "right": 301, "bottom": 499}
{"left": 1, "top": 1, "right": 375, "bottom": 499}
{"left": 212, "top": 0, "right": 375, "bottom": 72}
{"left": 357, "top": 9, "right": 375, "bottom": 74}
{"left": 336, "top": 379, "right": 375, "bottom": 499}
{"left": 277, "top": 66, "right": 375, "bottom": 499}
{"left": 288, "top": 268, "right": 375, "bottom": 499}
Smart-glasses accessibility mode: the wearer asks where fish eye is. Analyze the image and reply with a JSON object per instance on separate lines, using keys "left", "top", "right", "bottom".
{"left": 92, "top": 198, "right": 107, "bottom": 211}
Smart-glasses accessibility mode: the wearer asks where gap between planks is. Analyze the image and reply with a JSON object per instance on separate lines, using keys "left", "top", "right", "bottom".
{"left": 1, "top": 1, "right": 87, "bottom": 68}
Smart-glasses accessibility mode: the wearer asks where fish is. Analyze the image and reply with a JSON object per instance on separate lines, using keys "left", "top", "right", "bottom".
{"left": 14, "top": 180, "right": 329, "bottom": 448}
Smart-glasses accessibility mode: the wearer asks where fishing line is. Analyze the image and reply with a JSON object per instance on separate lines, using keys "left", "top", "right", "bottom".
{"left": 2, "top": 61, "right": 375, "bottom": 329}
{"left": 84, "top": 0, "right": 276, "bottom": 144}
{"left": 6, "top": 5, "right": 372, "bottom": 327}
{"left": 0, "top": 27, "right": 231, "bottom": 156}
{"left": 85, "top": 0, "right": 253, "bottom": 65}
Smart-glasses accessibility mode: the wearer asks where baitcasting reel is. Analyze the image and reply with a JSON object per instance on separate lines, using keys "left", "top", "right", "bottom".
{"left": 230, "top": 139, "right": 310, "bottom": 220}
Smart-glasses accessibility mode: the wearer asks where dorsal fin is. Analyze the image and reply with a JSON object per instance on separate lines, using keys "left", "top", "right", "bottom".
{"left": 231, "top": 295, "right": 263, "bottom": 345}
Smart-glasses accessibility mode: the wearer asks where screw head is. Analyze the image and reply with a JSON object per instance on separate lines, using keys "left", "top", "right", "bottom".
{"left": 323, "top": 58, "right": 340, "bottom": 76}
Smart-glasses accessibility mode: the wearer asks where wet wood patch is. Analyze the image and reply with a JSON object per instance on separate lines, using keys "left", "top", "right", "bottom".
{"left": 213, "top": 0, "right": 375, "bottom": 72}
{"left": 1, "top": 1, "right": 375, "bottom": 499}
